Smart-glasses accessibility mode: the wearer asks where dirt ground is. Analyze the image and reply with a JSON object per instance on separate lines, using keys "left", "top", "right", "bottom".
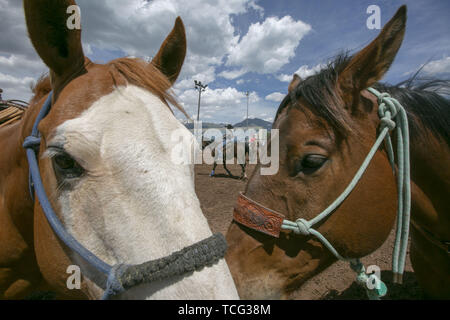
{"left": 195, "top": 163, "right": 425, "bottom": 300}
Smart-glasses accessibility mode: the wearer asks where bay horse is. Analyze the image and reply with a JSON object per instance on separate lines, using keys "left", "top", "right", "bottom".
{"left": 0, "top": 0, "right": 239, "bottom": 300}
{"left": 226, "top": 6, "right": 450, "bottom": 299}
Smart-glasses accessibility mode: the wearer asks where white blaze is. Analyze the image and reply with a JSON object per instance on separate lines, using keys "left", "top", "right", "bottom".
{"left": 49, "top": 85, "right": 239, "bottom": 299}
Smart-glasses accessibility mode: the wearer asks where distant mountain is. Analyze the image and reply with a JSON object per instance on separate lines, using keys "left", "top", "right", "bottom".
{"left": 183, "top": 118, "right": 272, "bottom": 130}
{"left": 184, "top": 122, "right": 227, "bottom": 129}
{"left": 233, "top": 118, "right": 272, "bottom": 130}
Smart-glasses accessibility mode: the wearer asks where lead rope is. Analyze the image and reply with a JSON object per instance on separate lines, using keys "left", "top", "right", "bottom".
{"left": 369, "top": 87, "right": 411, "bottom": 285}
{"left": 281, "top": 87, "right": 411, "bottom": 300}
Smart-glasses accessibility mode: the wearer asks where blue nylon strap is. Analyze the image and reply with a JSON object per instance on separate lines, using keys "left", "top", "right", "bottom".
{"left": 23, "top": 92, "right": 112, "bottom": 276}
{"left": 102, "top": 264, "right": 128, "bottom": 300}
{"left": 24, "top": 137, "right": 41, "bottom": 202}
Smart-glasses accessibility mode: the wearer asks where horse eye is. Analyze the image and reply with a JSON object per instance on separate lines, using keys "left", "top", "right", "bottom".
{"left": 52, "top": 153, "right": 84, "bottom": 178}
{"left": 293, "top": 154, "right": 327, "bottom": 175}
{"left": 54, "top": 154, "right": 75, "bottom": 169}
{"left": 301, "top": 155, "right": 327, "bottom": 169}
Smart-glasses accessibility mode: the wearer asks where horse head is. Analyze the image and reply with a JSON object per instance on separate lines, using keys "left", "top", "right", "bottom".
{"left": 22, "top": 0, "right": 238, "bottom": 299}
{"left": 226, "top": 6, "right": 407, "bottom": 299}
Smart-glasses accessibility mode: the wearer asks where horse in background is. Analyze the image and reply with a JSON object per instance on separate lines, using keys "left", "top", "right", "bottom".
{"left": 202, "top": 133, "right": 250, "bottom": 180}
{"left": 0, "top": 0, "right": 239, "bottom": 300}
{"left": 226, "top": 5, "right": 450, "bottom": 299}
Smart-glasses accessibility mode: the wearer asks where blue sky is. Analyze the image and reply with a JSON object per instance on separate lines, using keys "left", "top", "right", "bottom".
{"left": 1, "top": 0, "right": 449, "bottom": 125}
{"left": 224, "top": 0, "right": 449, "bottom": 105}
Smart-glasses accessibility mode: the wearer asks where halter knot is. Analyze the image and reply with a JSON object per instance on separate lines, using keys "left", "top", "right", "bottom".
{"left": 294, "top": 218, "right": 311, "bottom": 236}
{"left": 379, "top": 117, "right": 396, "bottom": 131}
{"left": 102, "top": 264, "right": 129, "bottom": 300}
{"left": 23, "top": 136, "right": 41, "bottom": 150}
{"left": 377, "top": 93, "right": 400, "bottom": 132}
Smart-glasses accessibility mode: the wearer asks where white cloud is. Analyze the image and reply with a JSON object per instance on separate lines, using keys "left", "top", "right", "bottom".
{"left": 248, "top": 0, "right": 264, "bottom": 17}
{"left": 76, "top": 0, "right": 256, "bottom": 82}
{"left": 176, "top": 87, "right": 260, "bottom": 121}
{"left": 0, "top": 0, "right": 47, "bottom": 100}
{"left": 174, "top": 66, "right": 216, "bottom": 91}
{"left": 0, "top": 0, "right": 279, "bottom": 123}
{"left": 0, "top": 72, "right": 34, "bottom": 86}
{"left": 277, "top": 62, "right": 326, "bottom": 82}
{"left": 276, "top": 73, "right": 293, "bottom": 82}
{"left": 72, "top": 0, "right": 271, "bottom": 121}
{"left": 0, "top": 0, "right": 259, "bottom": 100}
{"left": 422, "top": 56, "right": 450, "bottom": 75}
{"left": 83, "top": 43, "right": 93, "bottom": 56}
{"left": 0, "top": 0, "right": 35, "bottom": 59}
{"left": 265, "top": 92, "right": 285, "bottom": 102}
{"left": 295, "top": 63, "right": 326, "bottom": 78}
{"left": 0, "top": 54, "right": 46, "bottom": 76}
{"left": 224, "top": 16, "right": 311, "bottom": 75}
{"left": 0, "top": 72, "right": 35, "bottom": 100}
{"left": 218, "top": 68, "right": 247, "bottom": 80}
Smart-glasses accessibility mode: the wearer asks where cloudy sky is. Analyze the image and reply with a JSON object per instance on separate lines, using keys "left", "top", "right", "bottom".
{"left": 1, "top": 0, "right": 449, "bottom": 124}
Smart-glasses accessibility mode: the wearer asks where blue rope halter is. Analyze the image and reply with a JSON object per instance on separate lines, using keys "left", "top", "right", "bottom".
{"left": 23, "top": 92, "right": 228, "bottom": 299}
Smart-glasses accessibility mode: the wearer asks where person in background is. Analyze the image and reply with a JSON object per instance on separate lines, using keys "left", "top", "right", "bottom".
{"left": 210, "top": 124, "right": 235, "bottom": 176}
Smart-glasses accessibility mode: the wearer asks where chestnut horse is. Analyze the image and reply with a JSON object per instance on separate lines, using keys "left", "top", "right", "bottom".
{"left": 0, "top": 0, "right": 239, "bottom": 299}
{"left": 226, "top": 6, "right": 450, "bottom": 299}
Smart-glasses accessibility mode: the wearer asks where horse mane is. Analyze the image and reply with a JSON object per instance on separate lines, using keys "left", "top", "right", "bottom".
{"left": 28, "top": 58, "right": 188, "bottom": 119}
{"left": 107, "top": 57, "right": 188, "bottom": 118}
{"left": 374, "top": 80, "right": 450, "bottom": 147}
{"left": 29, "top": 73, "right": 51, "bottom": 105}
{"left": 275, "top": 53, "right": 353, "bottom": 138}
{"left": 276, "top": 52, "right": 450, "bottom": 146}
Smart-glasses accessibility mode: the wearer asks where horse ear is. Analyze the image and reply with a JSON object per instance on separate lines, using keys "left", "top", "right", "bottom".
{"left": 23, "top": 0, "right": 85, "bottom": 85}
{"left": 288, "top": 74, "right": 302, "bottom": 93}
{"left": 151, "top": 17, "right": 187, "bottom": 85}
{"left": 339, "top": 5, "right": 406, "bottom": 94}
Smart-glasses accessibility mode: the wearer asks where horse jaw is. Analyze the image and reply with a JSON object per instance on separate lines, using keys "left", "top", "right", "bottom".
{"left": 46, "top": 85, "right": 239, "bottom": 299}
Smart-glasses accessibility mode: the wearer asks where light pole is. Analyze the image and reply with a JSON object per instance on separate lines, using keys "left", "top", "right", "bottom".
{"left": 194, "top": 80, "right": 208, "bottom": 121}
{"left": 245, "top": 91, "right": 250, "bottom": 131}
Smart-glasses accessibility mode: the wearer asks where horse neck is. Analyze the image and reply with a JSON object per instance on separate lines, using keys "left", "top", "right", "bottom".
{"left": 373, "top": 85, "right": 450, "bottom": 201}
{"left": 407, "top": 122, "right": 450, "bottom": 232}
{"left": 379, "top": 99, "right": 450, "bottom": 208}
{"left": 371, "top": 91, "right": 450, "bottom": 239}
{"left": 0, "top": 96, "right": 46, "bottom": 297}
{"left": 0, "top": 95, "right": 44, "bottom": 236}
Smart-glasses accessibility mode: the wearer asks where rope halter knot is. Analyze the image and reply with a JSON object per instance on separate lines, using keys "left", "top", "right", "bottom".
{"left": 377, "top": 92, "right": 399, "bottom": 131}
{"left": 102, "top": 264, "right": 128, "bottom": 300}
{"left": 23, "top": 136, "right": 41, "bottom": 152}
{"left": 293, "top": 218, "right": 311, "bottom": 236}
